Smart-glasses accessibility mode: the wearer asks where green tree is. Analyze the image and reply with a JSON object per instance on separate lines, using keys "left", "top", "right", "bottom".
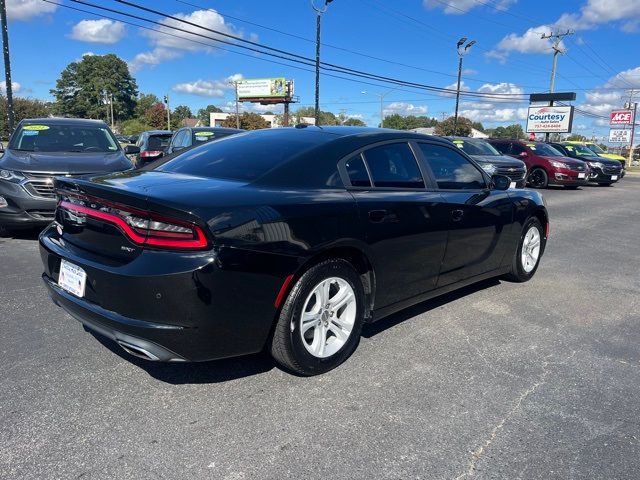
{"left": 291, "top": 107, "right": 339, "bottom": 126}
{"left": 490, "top": 124, "right": 526, "bottom": 139}
{"left": 342, "top": 117, "right": 366, "bottom": 126}
{"left": 197, "top": 104, "right": 223, "bottom": 124}
{"left": 471, "top": 121, "right": 485, "bottom": 133}
{"left": 221, "top": 112, "right": 269, "bottom": 130}
{"left": 51, "top": 54, "right": 138, "bottom": 122}
{"left": 119, "top": 118, "right": 152, "bottom": 136}
{"left": 145, "top": 103, "right": 168, "bottom": 129}
{"left": 434, "top": 116, "right": 473, "bottom": 136}
{"left": 0, "top": 96, "right": 52, "bottom": 139}
{"left": 566, "top": 134, "right": 587, "bottom": 141}
{"left": 173, "top": 105, "right": 192, "bottom": 123}
{"left": 135, "top": 93, "right": 160, "bottom": 118}
{"left": 381, "top": 114, "right": 438, "bottom": 130}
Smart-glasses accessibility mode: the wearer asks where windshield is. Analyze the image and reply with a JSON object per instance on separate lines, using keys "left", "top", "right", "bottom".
{"left": 586, "top": 143, "right": 606, "bottom": 154}
{"left": 9, "top": 124, "right": 119, "bottom": 153}
{"left": 564, "top": 143, "right": 594, "bottom": 156}
{"left": 528, "top": 143, "right": 563, "bottom": 157}
{"left": 451, "top": 139, "right": 501, "bottom": 156}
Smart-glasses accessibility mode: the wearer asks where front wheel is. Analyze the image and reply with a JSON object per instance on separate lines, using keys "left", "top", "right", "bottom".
{"left": 270, "top": 259, "right": 365, "bottom": 375}
{"left": 527, "top": 168, "right": 548, "bottom": 189}
{"left": 504, "top": 217, "right": 545, "bottom": 283}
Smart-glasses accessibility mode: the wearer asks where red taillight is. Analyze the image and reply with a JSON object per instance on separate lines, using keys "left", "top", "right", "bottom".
{"left": 140, "top": 150, "right": 163, "bottom": 158}
{"left": 59, "top": 200, "right": 208, "bottom": 250}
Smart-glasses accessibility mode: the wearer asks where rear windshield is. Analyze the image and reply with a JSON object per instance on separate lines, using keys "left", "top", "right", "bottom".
{"left": 9, "top": 124, "right": 119, "bottom": 153}
{"left": 450, "top": 139, "right": 500, "bottom": 156}
{"left": 147, "top": 134, "right": 173, "bottom": 151}
{"left": 155, "top": 131, "right": 327, "bottom": 182}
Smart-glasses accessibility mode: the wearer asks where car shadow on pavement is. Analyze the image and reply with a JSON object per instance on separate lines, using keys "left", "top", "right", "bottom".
{"left": 0, "top": 227, "right": 45, "bottom": 240}
{"left": 361, "top": 278, "right": 501, "bottom": 338}
{"left": 89, "top": 329, "right": 276, "bottom": 384}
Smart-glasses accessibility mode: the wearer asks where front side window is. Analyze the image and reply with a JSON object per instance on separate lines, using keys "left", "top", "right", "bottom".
{"left": 362, "top": 143, "right": 424, "bottom": 188}
{"left": 9, "top": 124, "right": 119, "bottom": 153}
{"left": 418, "top": 143, "right": 485, "bottom": 190}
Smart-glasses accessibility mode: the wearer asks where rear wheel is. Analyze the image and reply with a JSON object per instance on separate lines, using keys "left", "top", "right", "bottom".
{"left": 527, "top": 168, "right": 548, "bottom": 189}
{"left": 504, "top": 217, "right": 544, "bottom": 283}
{"left": 270, "top": 259, "right": 364, "bottom": 375}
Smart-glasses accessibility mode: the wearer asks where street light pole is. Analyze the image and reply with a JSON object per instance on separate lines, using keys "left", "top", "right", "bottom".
{"left": 0, "top": 0, "right": 14, "bottom": 134}
{"left": 453, "top": 37, "right": 475, "bottom": 136}
{"left": 362, "top": 90, "right": 393, "bottom": 127}
{"left": 311, "top": 0, "right": 333, "bottom": 127}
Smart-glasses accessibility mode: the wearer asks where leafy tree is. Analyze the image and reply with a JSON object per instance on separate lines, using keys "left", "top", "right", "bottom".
{"left": 471, "top": 121, "right": 485, "bottom": 132}
{"left": 51, "top": 54, "right": 138, "bottom": 122}
{"left": 567, "top": 134, "right": 587, "bottom": 141}
{"left": 119, "top": 118, "right": 152, "bottom": 136}
{"left": 135, "top": 93, "right": 160, "bottom": 118}
{"left": 173, "top": 105, "right": 192, "bottom": 123}
{"left": 435, "top": 116, "right": 473, "bottom": 136}
{"left": 381, "top": 114, "right": 438, "bottom": 130}
{"left": 145, "top": 103, "right": 168, "bottom": 129}
{"left": 490, "top": 124, "right": 526, "bottom": 139}
{"left": 291, "top": 107, "right": 339, "bottom": 126}
{"left": 342, "top": 117, "right": 366, "bottom": 126}
{"left": 0, "top": 96, "right": 52, "bottom": 139}
{"left": 221, "top": 112, "right": 269, "bottom": 130}
{"left": 197, "top": 104, "right": 223, "bottom": 124}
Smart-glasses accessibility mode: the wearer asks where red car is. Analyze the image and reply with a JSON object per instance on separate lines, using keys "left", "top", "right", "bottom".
{"left": 488, "top": 139, "right": 589, "bottom": 189}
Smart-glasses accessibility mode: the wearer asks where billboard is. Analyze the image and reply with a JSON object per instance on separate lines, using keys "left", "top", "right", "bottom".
{"left": 609, "top": 129, "right": 631, "bottom": 143}
{"left": 237, "top": 78, "right": 288, "bottom": 99}
{"left": 610, "top": 110, "right": 633, "bottom": 125}
{"left": 526, "top": 106, "right": 574, "bottom": 133}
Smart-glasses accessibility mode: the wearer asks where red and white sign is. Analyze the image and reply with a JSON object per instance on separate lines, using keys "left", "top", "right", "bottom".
{"left": 610, "top": 110, "right": 633, "bottom": 125}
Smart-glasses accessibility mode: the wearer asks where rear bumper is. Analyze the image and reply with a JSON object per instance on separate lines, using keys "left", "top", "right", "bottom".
{"left": 39, "top": 225, "right": 301, "bottom": 362}
{"left": 0, "top": 180, "right": 56, "bottom": 228}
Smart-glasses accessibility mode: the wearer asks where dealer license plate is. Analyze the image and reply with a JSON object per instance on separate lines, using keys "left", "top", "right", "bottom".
{"left": 611, "top": 175, "right": 618, "bottom": 180}
{"left": 58, "top": 259, "right": 87, "bottom": 298}
{"left": 578, "top": 173, "right": 586, "bottom": 179}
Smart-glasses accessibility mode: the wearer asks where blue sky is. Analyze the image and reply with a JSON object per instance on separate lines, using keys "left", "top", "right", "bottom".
{"left": 3, "top": 0, "right": 640, "bottom": 141}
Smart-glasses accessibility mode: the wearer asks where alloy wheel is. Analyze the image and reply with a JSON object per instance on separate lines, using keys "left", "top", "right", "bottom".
{"left": 521, "top": 226, "right": 541, "bottom": 273}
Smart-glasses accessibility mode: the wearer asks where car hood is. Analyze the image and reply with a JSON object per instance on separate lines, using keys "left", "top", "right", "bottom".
{"left": 470, "top": 154, "right": 525, "bottom": 167}
{"left": 597, "top": 153, "right": 625, "bottom": 161}
{"left": 540, "top": 155, "right": 585, "bottom": 166}
{"left": 575, "top": 155, "right": 621, "bottom": 166}
{"left": 0, "top": 150, "right": 132, "bottom": 174}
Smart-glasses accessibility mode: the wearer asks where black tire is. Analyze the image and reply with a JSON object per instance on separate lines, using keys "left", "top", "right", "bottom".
{"left": 527, "top": 168, "right": 548, "bottom": 189}
{"left": 270, "top": 258, "right": 365, "bottom": 376}
{"left": 504, "top": 217, "right": 545, "bottom": 283}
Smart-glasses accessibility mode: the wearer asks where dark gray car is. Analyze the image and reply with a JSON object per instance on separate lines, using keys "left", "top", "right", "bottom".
{"left": 0, "top": 118, "right": 134, "bottom": 233}
{"left": 444, "top": 137, "right": 528, "bottom": 188}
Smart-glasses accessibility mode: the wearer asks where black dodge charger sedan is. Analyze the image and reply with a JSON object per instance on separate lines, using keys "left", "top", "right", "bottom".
{"left": 40, "top": 127, "right": 549, "bottom": 375}
{"left": 0, "top": 118, "right": 134, "bottom": 233}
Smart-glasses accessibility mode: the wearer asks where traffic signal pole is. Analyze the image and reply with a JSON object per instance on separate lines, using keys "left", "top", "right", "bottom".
{"left": 1, "top": 0, "right": 15, "bottom": 133}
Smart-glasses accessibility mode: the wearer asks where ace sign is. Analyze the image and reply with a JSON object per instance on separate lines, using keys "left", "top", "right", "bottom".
{"left": 610, "top": 110, "right": 633, "bottom": 125}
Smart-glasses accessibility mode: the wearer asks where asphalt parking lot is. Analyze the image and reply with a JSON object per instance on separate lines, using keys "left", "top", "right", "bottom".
{"left": 2, "top": 178, "right": 640, "bottom": 480}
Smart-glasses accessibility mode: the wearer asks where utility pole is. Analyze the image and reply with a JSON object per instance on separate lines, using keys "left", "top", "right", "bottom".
{"left": 110, "top": 93, "right": 115, "bottom": 129}
{"left": 311, "top": 0, "right": 334, "bottom": 127}
{"left": 164, "top": 94, "right": 171, "bottom": 130}
{"left": 541, "top": 29, "right": 574, "bottom": 141}
{"left": 624, "top": 95, "right": 637, "bottom": 166}
{"left": 361, "top": 90, "right": 392, "bottom": 128}
{"left": 103, "top": 90, "right": 110, "bottom": 124}
{"left": 0, "top": 0, "right": 14, "bottom": 133}
{"left": 234, "top": 81, "right": 240, "bottom": 129}
{"left": 440, "top": 112, "right": 447, "bottom": 122}
{"left": 453, "top": 37, "right": 476, "bottom": 136}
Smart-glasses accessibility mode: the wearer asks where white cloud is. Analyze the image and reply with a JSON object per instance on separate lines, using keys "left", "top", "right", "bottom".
{"left": 0, "top": 81, "right": 21, "bottom": 93}
{"left": 495, "top": 25, "right": 559, "bottom": 56}
{"left": 70, "top": 19, "right": 126, "bottom": 45}
{"left": 6, "top": 0, "right": 57, "bottom": 21}
{"left": 459, "top": 107, "right": 528, "bottom": 123}
{"left": 131, "top": 9, "right": 252, "bottom": 71}
{"left": 128, "top": 48, "right": 181, "bottom": 72}
{"left": 423, "top": 0, "right": 514, "bottom": 15}
{"left": 383, "top": 102, "right": 428, "bottom": 116}
{"left": 462, "top": 68, "right": 478, "bottom": 76}
{"left": 173, "top": 74, "right": 243, "bottom": 97}
{"left": 477, "top": 82, "right": 524, "bottom": 96}
{"left": 556, "top": 0, "right": 640, "bottom": 31}
{"left": 605, "top": 66, "right": 640, "bottom": 89}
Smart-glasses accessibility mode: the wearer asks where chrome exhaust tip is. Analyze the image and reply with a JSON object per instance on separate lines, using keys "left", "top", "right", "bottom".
{"left": 117, "top": 340, "right": 160, "bottom": 361}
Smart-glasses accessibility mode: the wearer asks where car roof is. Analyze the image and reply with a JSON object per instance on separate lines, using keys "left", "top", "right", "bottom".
{"left": 144, "top": 130, "right": 173, "bottom": 135}
{"left": 19, "top": 117, "right": 109, "bottom": 127}
{"left": 192, "top": 127, "right": 245, "bottom": 133}
{"left": 444, "top": 136, "right": 487, "bottom": 142}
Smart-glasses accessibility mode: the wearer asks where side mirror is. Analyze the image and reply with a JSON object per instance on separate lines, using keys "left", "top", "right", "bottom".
{"left": 124, "top": 145, "right": 140, "bottom": 155}
{"left": 491, "top": 174, "right": 511, "bottom": 191}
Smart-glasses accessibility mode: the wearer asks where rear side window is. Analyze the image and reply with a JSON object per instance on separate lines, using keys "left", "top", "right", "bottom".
{"left": 362, "top": 143, "right": 424, "bottom": 188}
{"left": 345, "top": 154, "right": 371, "bottom": 187}
{"left": 418, "top": 143, "right": 485, "bottom": 190}
{"left": 492, "top": 142, "right": 511, "bottom": 155}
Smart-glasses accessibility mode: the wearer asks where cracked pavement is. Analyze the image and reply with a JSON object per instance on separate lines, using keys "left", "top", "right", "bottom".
{"left": 2, "top": 178, "right": 640, "bottom": 479}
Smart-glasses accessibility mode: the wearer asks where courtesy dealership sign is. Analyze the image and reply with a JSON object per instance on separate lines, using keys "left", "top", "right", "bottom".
{"left": 526, "top": 106, "right": 574, "bottom": 133}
